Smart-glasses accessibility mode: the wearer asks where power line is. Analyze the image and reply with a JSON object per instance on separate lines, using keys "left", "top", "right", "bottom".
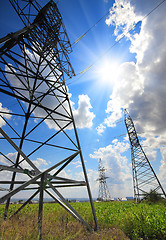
{"left": 68, "top": 0, "right": 166, "bottom": 85}
{"left": 72, "top": 0, "right": 136, "bottom": 47}
{"left": 72, "top": 10, "right": 110, "bottom": 47}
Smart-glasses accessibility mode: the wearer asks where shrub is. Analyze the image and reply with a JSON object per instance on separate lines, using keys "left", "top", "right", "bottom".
{"left": 143, "top": 189, "right": 163, "bottom": 203}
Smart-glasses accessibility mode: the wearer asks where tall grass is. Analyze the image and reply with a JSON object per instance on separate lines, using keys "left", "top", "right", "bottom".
{"left": 0, "top": 201, "right": 166, "bottom": 239}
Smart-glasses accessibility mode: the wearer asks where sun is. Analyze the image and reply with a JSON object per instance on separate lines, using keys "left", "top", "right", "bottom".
{"left": 97, "top": 58, "right": 120, "bottom": 85}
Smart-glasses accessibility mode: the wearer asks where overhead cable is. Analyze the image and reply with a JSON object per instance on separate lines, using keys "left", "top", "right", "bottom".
{"left": 72, "top": 0, "right": 135, "bottom": 46}
{"left": 73, "top": 10, "right": 110, "bottom": 46}
{"left": 68, "top": 0, "right": 166, "bottom": 85}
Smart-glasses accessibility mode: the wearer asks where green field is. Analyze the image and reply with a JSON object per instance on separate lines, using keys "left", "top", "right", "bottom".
{"left": 0, "top": 201, "right": 166, "bottom": 239}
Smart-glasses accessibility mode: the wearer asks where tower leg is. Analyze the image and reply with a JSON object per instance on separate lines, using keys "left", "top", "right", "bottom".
{"left": 38, "top": 173, "right": 45, "bottom": 240}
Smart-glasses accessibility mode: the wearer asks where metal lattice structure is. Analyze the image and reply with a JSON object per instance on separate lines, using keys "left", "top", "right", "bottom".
{"left": 124, "top": 109, "right": 166, "bottom": 202}
{"left": 0, "top": 0, "right": 99, "bottom": 237}
{"left": 96, "top": 158, "right": 111, "bottom": 201}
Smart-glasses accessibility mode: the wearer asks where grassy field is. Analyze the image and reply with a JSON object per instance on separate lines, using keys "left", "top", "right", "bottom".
{"left": 0, "top": 201, "right": 166, "bottom": 239}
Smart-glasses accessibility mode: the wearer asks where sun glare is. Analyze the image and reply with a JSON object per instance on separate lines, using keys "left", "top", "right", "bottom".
{"left": 97, "top": 59, "right": 120, "bottom": 85}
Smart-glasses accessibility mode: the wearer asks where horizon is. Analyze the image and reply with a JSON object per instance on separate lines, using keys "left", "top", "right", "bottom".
{"left": 0, "top": 0, "right": 166, "bottom": 201}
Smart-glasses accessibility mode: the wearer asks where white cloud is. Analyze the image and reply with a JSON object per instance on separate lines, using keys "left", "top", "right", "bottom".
{"left": 72, "top": 160, "right": 80, "bottom": 165}
{"left": 73, "top": 94, "right": 95, "bottom": 129}
{"left": 96, "top": 123, "right": 106, "bottom": 135}
{"left": 106, "top": 0, "right": 141, "bottom": 41}
{"left": 71, "top": 159, "right": 83, "bottom": 168}
{"left": 98, "top": 0, "right": 166, "bottom": 143}
{"left": 0, "top": 102, "right": 11, "bottom": 128}
{"left": 0, "top": 152, "right": 17, "bottom": 165}
{"left": 5, "top": 48, "right": 95, "bottom": 132}
{"left": 32, "top": 157, "right": 48, "bottom": 169}
{"left": 158, "top": 147, "right": 166, "bottom": 190}
{"left": 95, "top": 1, "right": 166, "bottom": 196}
{"left": 90, "top": 139, "right": 132, "bottom": 197}
{"left": 87, "top": 168, "right": 98, "bottom": 198}
{"left": 0, "top": 152, "right": 48, "bottom": 175}
{"left": 97, "top": 61, "right": 144, "bottom": 132}
{"left": 40, "top": 93, "right": 95, "bottom": 130}
{"left": 49, "top": 166, "right": 97, "bottom": 199}
{"left": 0, "top": 153, "right": 96, "bottom": 199}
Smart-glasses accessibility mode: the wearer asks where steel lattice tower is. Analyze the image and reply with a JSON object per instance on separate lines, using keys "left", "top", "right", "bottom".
{"left": 0, "top": 0, "right": 99, "bottom": 237}
{"left": 124, "top": 109, "right": 166, "bottom": 202}
{"left": 96, "top": 158, "right": 111, "bottom": 201}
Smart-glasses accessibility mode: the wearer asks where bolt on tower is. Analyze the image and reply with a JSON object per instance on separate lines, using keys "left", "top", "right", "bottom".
{"left": 0, "top": 0, "right": 98, "bottom": 236}
{"left": 124, "top": 109, "right": 166, "bottom": 202}
{"left": 96, "top": 158, "right": 111, "bottom": 201}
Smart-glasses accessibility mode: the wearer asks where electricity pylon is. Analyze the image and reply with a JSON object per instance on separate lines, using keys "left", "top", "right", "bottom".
{"left": 0, "top": 0, "right": 99, "bottom": 237}
{"left": 124, "top": 109, "right": 166, "bottom": 202}
{"left": 96, "top": 158, "right": 111, "bottom": 201}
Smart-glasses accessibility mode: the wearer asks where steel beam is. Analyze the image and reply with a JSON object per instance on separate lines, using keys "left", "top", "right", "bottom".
{"left": 124, "top": 109, "right": 166, "bottom": 201}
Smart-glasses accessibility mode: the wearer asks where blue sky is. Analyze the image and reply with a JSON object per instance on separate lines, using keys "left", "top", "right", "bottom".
{"left": 0, "top": 0, "right": 166, "bottom": 199}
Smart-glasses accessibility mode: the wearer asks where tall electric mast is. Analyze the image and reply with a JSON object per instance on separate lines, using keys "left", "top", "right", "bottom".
{"left": 0, "top": 0, "right": 99, "bottom": 237}
{"left": 96, "top": 158, "right": 111, "bottom": 201}
{"left": 124, "top": 109, "right": 166, "bottom": 202}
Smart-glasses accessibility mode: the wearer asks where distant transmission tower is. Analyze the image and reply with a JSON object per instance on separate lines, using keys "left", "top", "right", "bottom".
{"left": 124, "top": 109, "right": 166, "bottom": 202}
{"left": 96, "top": 159, "right": 111, "bottom": 201}
{"left": 0, "top": 0, "right": 98, "bottom": 237}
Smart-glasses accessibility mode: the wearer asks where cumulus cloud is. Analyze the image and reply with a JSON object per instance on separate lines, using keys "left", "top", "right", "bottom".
{"left": 96, "top": 123, "right": 106, "bottom": 135}
{"left": 71, "top": 160, "right": 82, "bottom": 169}
{"left": 106, "top": 0, "right": 141, "bottom": 41}
{"left": 0, "top": 152, "right": 51, "bottom": 198}
{"left": 0, "top": 102, "right": 11, "bottom": 128}
{"left": 98, "top": 0, "right": 166, "bottom": 142}
{"left": 49, "top": 164, "right": 98, "bottom": 199}
{"left": 73, "top": 94, "right": 95, "bottom": 129}
{"left": 158, "top": 147, "right": 166, "bottom": 191}
{"left": 32, "top": 157, "right": 48, "bottom": 169}
{"left": 0, "top": 152, "right": 48, "bottom": 171}
{"left": 5, "top": 47, "right": 95, "bottom": 132}
{"left": 90, "top": 139, "right": 132, "bottom": 197}
{"left": 159, "top": 147, "right": 166, "bottom": 187}
{"left": 1, "top": 50, "right": 96, "bottom": 199}
{"left": 96, "top": 61, "right": 144, "bottom": 133}
{"left": 95, "top": 0, "right": 166, "bottom": 195}
{"left": 0, "top": 152, "right": 17, "bottom": 165}
{"left": 0, "top": 149, "right": 97, "bottom": 199}
{"left": 87, "top": 168, "right": 98, "bottom": 197}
